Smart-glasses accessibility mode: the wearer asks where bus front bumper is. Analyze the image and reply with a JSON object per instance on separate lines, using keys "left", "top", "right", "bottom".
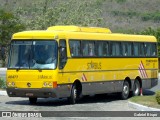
{"left": 6, "top": 86, "right": 71, "bottom": 98}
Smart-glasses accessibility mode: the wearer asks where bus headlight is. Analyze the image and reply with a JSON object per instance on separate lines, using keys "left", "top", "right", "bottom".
{"left": 7, "top": 82, "right": 11, "bottom": 87}
{"left": 7, "top": 82, "right": 15, "bottom": 87}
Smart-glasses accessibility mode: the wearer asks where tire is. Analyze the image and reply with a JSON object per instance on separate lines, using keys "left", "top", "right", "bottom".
{"left": 29, "top": 97, "right": 37, "bottom": 104}
{"left": 121, "top": 81, "right": 130, "bottom": 100}
{"left": 68, "top": 85, "right": 77, "bottom": 104}
{"left": 132, "top": 80, "right": 140, "bottom": 96}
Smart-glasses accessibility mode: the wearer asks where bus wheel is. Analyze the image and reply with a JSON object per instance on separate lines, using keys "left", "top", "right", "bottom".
{"left": 29, "top": 97, "right": 37, "bottom": 104}
{"left": 132, "top": 80, "right": 140, "bottom": 96}
{"left": 121, "top": 81, "right": 130, "bottom": 100}
{"left": 68, "top": 85, "right": 77, "bottom": 104}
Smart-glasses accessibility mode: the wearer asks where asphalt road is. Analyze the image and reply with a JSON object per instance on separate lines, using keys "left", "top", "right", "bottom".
{"left": 0, "top": 94, "right": 159, "bottom": 120}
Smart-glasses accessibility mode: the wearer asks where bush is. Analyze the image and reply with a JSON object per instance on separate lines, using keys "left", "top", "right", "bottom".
{"left": 156, "top": 91, "right": 160, "bottom": 105}
{"left": 0, "top": 78, "right": 6, "bottom": 89}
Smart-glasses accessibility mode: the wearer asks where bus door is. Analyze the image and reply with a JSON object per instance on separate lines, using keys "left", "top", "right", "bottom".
{"left": 59, "top": 40, "right": 68, "bottom": 83}
{"left": 58, "top": 39, "right": 71, "bottom": 97}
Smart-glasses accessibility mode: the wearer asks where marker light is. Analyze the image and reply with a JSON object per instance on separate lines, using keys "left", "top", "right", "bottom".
{"left": 53, "top": 82, "right": 57, "bottom": 88}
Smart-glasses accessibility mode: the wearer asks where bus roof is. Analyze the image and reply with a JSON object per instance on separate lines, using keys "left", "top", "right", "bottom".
{"left": 47, "top": 25, "right": 112, "bottom": 33}
{"left": 12, "top": 26, "right": 157, "bottom": 42}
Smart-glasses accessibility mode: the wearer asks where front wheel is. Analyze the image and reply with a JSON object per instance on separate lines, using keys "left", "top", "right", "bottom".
{"left": 121, "top": 81, "right": 130, "bottom": 100}
{"left": 68, "top": 85, "right": 77, "bottom": 104}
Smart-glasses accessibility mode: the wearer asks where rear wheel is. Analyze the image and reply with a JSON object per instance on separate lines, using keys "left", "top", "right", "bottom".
{"left": 132, "top": 80, "right": 140, "bottom": 96}
{"left": 68, "top": 85, "right": 77, "bottom": 104}
{"left": 121, "top": 81, "right": 130, "bottom": 100}
{"left": 29, "top": 97, "right": 37, "bottom": 104}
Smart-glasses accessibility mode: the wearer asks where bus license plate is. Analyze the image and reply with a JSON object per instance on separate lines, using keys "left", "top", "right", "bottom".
{"left": 26, "top": 93, "right": 34, "bottom": 97}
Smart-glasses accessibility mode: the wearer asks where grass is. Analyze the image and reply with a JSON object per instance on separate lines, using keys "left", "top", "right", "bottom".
{"left": 129, "top": 94, "right": 160, "bottom": 109}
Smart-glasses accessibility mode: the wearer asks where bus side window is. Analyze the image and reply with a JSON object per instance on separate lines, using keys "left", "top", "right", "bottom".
{"left": 151, "top": 43, "right": 157, "bottom": 56}
{"left": 127, "top": 43, "right": 132, "bottom": 56}
{"left": 69, "top": 40, "right": 81, "bottom": 57}
{"left": 97, "top": 41, "right": 109, "bottom": 57}
{"left": 122, "top": 42, "right": 132, "bottom": 57}
{"left": 139, "top": 43, "right": 145, "bottom": 57}
{"left": 133, "top": 43, "right": 139, "bottom": 56}
{"left": 59, "top": 40, "right": 67, "bottom": 69}
{"left": 82, "top": 41, "right": 95, "bottom": 57}
{"left": 97, "top": 42, "right": 103, "bottom": 56}
{"left": 145, "top": 43, "right": 151, "bottom": 56}
{"left": 111, "top": 42, "right": 121, "bottom": 57}
{"left": 111, "top": 42, "right": 115, "bottom": 56}
{"left": 122, "top": 43, "right": 127, "bottom": 56}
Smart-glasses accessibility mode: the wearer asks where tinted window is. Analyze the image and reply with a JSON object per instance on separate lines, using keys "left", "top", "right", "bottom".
{"left": 133, "top": 43, "right": 139, "bottom": 56}
{"left": 82, "top": 41, "right": 95, "bottom": 56}
{"left": 97, "top": 41, "right": 109, "bottom": 57}
{"left": 122, "top": 42, "right": 132, "bottom": 56}
{"left": 139, "top": 43, "right": 145, "bottom": 56}
{"left": 145, "top": 43, "right": 152, "bottom": 56}
{"left": 111, "top": 42, "right": 121, "bottom": 56}
{"left": 69, "top": 40, "right": 81, "bottom": 57}
{"left": 151, "top": 43, "right": 157, "bottom": 56}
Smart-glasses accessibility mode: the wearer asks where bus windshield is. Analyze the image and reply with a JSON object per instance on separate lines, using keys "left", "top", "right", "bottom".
{"left": 8, "top": 40, "right": 58, "bottom": 70}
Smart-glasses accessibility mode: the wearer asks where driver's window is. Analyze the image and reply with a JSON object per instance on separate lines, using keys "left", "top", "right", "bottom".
{"left": 59, "top": 40, "right": 67, "bottom": 69}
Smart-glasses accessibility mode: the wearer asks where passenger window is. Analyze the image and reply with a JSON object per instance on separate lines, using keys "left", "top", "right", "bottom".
{"left": 133, "top": 43, "right": 139, "bottom": 56}
{"left": 82, "top": 41, "right": 95, "bottom": 56}
{"left": 122, "top": 43, "right": 132, "bottom": 56}
{"left": 145, "top": 43, "right": 151, "bottom": 56}
{"left": 69, "top": 40, "right": 81, "bottom": 57}
{"left": 97, "top": 41, "right": 109, "bottom": 57}
{"left": 111, "top": 42, "right": 121, "bottom": 56}
{"left": 139, "top": 43, "right": 145, "bottom": 56}
{"left": 145, "top": 43, "right": 157, "bottom": 57}
{"left": 151, "top": 44, "right": 157, "bottom": 56}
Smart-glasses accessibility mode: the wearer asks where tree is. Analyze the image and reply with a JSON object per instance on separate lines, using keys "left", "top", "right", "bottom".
{"left": 140, "top": 27, "right": 160, "bottom": 57}
{"left": 0, "top": 9, "right": 25, "bottom": 45}
{"left": 15, "top": 0, "right": 104, "bottom": 30}
{"left": 0, "top": 9, "right": 25, "bottom": 66}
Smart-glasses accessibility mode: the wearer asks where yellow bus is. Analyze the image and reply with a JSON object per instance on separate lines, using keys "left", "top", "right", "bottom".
{"left": 6, "top": 26, "right": 158, "bottom": 104}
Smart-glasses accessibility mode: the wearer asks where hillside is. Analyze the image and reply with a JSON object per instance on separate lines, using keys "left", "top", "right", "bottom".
{"left": 0, "top": 0, "right": 160, "bottom": 33}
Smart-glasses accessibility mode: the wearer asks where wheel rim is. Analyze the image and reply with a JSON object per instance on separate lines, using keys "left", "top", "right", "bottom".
{"left": 73, "top": 88, "right": 77, "bottom": 100}
{"left": 123, "top": 85, "right": 129, "bottom": 95}
{"left": 134, "top": 82, "right": 139, "bottom": 95}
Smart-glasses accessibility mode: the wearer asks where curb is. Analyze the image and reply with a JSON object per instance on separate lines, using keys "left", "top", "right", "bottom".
{"left": 128, "top": 101, "right": 160, "bottom": 111}
{"left": 0, "top": 90, "right": 7, "bottom": 96}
